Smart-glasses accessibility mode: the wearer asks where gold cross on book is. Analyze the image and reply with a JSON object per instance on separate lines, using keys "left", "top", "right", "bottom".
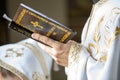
{"left": 31, "top": 21, "right": 43, "bottom": 29}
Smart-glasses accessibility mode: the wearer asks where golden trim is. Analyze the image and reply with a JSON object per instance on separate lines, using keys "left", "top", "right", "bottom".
{"left": 16, "top": 9, "right": 26, "bottom": 24}
{"left": 15, "top": 8, "right": 72, "bottom": 42}
{"left": 25, "top": 8, "right": 68, "bottom": 32}
{"left": 69, "top": 42, "right": 82, "bottom": 64}
{"left": 46, "top": 27, "right": 56, "bottom": 36}
{"left": 0, "top": 59, "right": 28, "bottom": 80}
{"left": 60, "top": 32, "right": 71, "bottom": 42}
{"left": 115, "top": 27, "right": 120, "bottom": 38}
{"left": 15, "top": 9, "right": 38, "bottom": 33}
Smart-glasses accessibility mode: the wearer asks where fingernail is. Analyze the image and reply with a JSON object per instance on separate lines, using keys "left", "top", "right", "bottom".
{"left": 31, "top": 33, "right": 36, "bottom": 38}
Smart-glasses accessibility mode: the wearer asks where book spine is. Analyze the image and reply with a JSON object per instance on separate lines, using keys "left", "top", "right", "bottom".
{"left": 9, "top": 21, "right": 32, "bottom": 37}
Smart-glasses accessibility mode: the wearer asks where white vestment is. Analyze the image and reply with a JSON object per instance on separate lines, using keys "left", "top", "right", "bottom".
{"left": 67, "top": 0, "right": 120, "bottom": 80}
{"left": 0, "top": 38, "right": 53, "bottom": 80}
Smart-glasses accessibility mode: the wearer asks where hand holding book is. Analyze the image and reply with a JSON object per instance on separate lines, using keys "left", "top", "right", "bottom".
{"left": 3, "top": 3, "right": 76, "bottom": 46}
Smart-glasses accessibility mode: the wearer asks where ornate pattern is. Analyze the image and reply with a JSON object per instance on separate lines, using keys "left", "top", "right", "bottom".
{"left": 87, "top": 7, "right": 120, "bottom": 62}
{"left": 32, "top": 72, "right": 42, "bottom": 80}
{"left": 104, "top": 8, "right": 120, "bottom": 48}
{"left": 69, "top": 42, "right": 82, "bottom": 65}
{"left": 87, "top": 16, "right": 104, "bottom": 61}
{"left": 5, "top": 48, "right": 24, "bottom": 58}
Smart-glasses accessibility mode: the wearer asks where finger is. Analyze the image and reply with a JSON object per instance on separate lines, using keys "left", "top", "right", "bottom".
{"left": 31, "top": 33, "right": 62, "bottom": 48}
{"left": 38, "top": 42, "right": 54, "bottom": 56}
{"left": 38, "top": 42, "right": 61, "bottom": 59}
{"left": 54, "top": 57, "right": 68, "bottom": 67}
{"left": 67, "top": 40, "right": 75, "bottom": 45}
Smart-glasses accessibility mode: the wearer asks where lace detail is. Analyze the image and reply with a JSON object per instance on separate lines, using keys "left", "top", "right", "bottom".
{"left": 69, "top": 42, "right": 82, "bottom": 66}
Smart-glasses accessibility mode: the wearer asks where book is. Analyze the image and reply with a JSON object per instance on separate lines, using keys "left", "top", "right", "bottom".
{"left": 3, "top": 3, "right": 76, "bottom": 45}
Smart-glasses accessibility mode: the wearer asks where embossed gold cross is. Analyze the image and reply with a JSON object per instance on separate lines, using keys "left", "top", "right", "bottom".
{"left": 31, "top": 21, "right": 44, "bottom": 29}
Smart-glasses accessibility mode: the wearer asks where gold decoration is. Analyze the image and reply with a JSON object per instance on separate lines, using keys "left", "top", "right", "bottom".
{"left": 94, "top": 17, "right": 103, "bottom": 43}
{"left": 87, "top": 17, "right": 104, "bottom": 61}
{"left": 69, "top": 42, "right": 82, "bottom": 64}
{"left": 60, "top": 32, "right": 71, "bottom": 42}
{"left": 16, "top": 9, "right": 26, "bottom": 24}
{"left": 115, "top": 27, "right": 120, "bottom": 38}
{"left": 52, "top": 32, "right": 57, "bottom": 35}
{"left": 98, "top": 54, "right": 107, "bottom": 62}
{"left": 46, "top": 27, "right": 56, "bottom": 36}
{"left": 31, "top": 21, "right": 43, "bottom": 29}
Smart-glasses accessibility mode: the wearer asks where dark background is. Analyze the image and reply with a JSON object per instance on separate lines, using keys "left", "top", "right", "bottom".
{"left": 0, "top": 0, "right": 9, "bottom": 45}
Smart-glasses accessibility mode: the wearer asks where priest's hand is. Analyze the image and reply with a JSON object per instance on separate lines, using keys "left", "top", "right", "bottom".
{"left": 31, "top": 33, "right": 73, "bottom": 67}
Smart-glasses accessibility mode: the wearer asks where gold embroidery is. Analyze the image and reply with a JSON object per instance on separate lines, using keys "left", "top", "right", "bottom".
{"left": 69, "top": 43, "right": 82, "bottom": 64}
{"left": 87, "top": 17, "right": 104, "bottom": 61}
{"left": 94, "top": 17, "right": 103, "bottom": 43}
{"left": 104, "top": 7, "right": 120, "bottom": 48}
{"left": 98, "top": 54, "right": 107, "bottom": 62}
{"left": 115, "top": 27, "right": 120, "bottom": 38}
{"left": 102, "top": 8, "right": 120, "bottom": 62}
{"left": 87, "top": 43, "right": 98, "bottom": 61}
{"left": 87, "top": 43, "right": 99, "bottom": 55}
{"left": 105, "top": 27, "right": 120, "bottom": 46}
{"left": 94, "top": 32, "right": 101, "bottom": 43}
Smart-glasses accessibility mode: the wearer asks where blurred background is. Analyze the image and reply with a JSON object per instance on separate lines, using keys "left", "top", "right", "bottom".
{"left": 0, "top": 0, "right": 93, "bottom": 80}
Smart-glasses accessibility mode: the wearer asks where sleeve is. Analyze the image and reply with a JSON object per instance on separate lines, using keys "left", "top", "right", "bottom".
{"left": 98, "top": 14, "right": 120, "bottom": 80}
{"left": 65, "top": 16, "right": 91, "bottom": 80}
{"left": 65, "top": 17, "right": 91, "bottom": 80}
{"left": 66, "top": 9, "right": 120, "bottom": 80}
{"left": 66, "top": 42, "right": 90, "bottom": 80}
{"left": 87, "top": 11, "right": 120, "bottom": 80}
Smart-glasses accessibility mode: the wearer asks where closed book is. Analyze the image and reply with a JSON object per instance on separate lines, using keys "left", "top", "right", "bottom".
{"left": 3, "top": 3, "right": 77, "bottom": 45}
